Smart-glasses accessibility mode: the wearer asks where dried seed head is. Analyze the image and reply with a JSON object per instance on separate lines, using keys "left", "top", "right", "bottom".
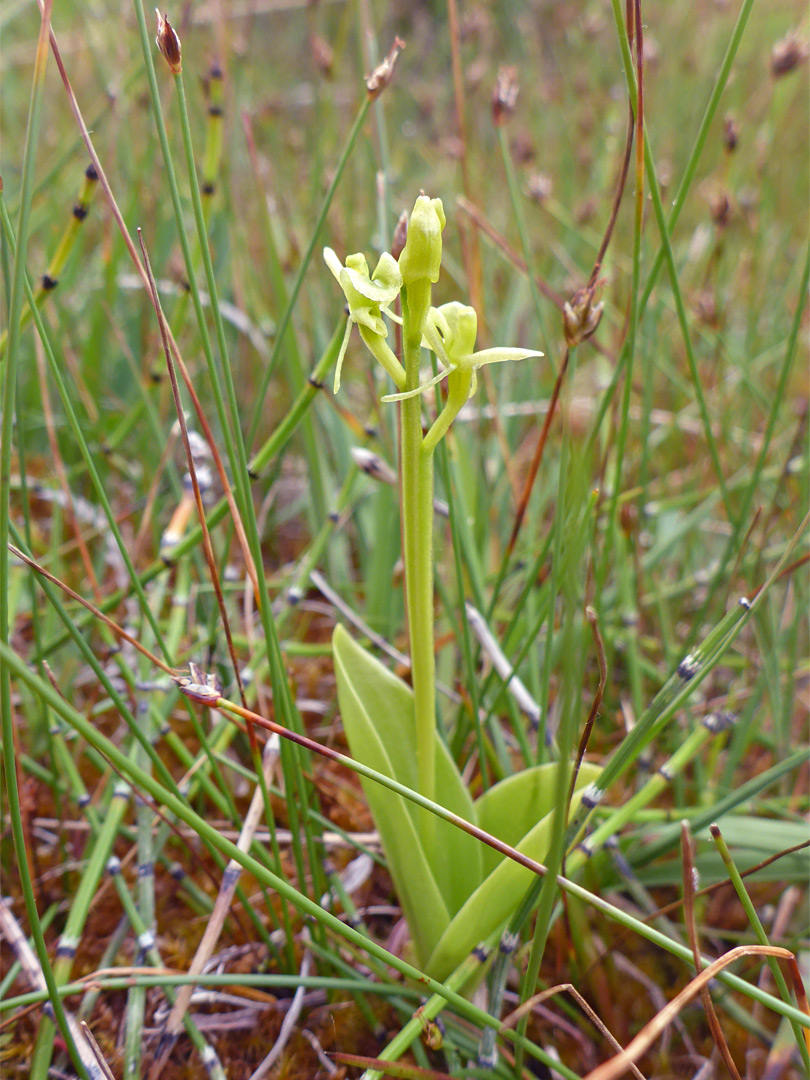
{"left": 174, "top": 662, "right": 222, "bottom": 704}
{"left": 723, "top": 113, "right": 739, "bottom": 152}
{"left": 695, "top": 289, "right": 719, "bottom": 328}
{"left": 420, "top": 1017, "right": 444, "bottom": 1051}
{"left": 155, "top": 10, "right": 182, "bottom": 74}
{"left": 562, "top": 285, "right": 604, "bottom": 347}
{"left": 770, "top": 30, "right": 808, "bottom": 77}
{"left": 527, "top": 171, "right": 553, "bottom": 203}
{"left": 620, "top": 502, "right": 638, "bottom": 538}
{"left": 310, "top": 32, "right": 334, "bottom": 78}
{"left": 709, "top": 189, "right": 731, "bottom": 228}
{"left": 492, "top": 65, "right": 519, "bottom": 126}
{"left": 366, "top": 36, "right": 405, "bottom": 100}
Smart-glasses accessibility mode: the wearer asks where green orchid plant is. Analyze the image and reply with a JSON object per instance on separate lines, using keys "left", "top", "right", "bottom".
{"left": 326, "top": 195, "right": 600, "bottom": 981}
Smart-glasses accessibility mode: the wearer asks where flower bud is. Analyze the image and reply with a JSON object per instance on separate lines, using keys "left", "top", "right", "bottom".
{"left": 155, "top": 10, "right": 182, "bottom": 74}
{"left": 398, "top": 195, "right": 446, "bottom": 285}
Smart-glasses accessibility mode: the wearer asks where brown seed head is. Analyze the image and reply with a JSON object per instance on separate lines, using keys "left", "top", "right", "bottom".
{"left": 492, "top": 65, "right": 519, "bottom": 126}
{"left": 310, "top": 32, "right": 334, "bottom": 78}
{"left": 723, "top": 114, "right": 739, "bottom": 152}
{"left": 695, "top": 289, "right": 720, "bottom": 329}
{"left": 620, "top": 502, "right": 638, "bottom": 539}
{"left": 366, "top": 36, "right": 405, "bottom": 101}
{"left": 155, "top": 10, "right": 182, "bottom": 74}
{"left": 527, "top": 171, "right": 553, "bottom": 203}
{"left": 770, "top": 30, "right": 808, "bottom": 77}
{"left": 391, "top": 210, "right": 409, "bottom": 261}
{"left": 563, "top": 285, "right": 604, "bottom": 348}
{"left": 709, "top": 189, "right": 731, "bottom": 228}
{"left": 420, "top": 1018, "right": 444, "bottom": 1051}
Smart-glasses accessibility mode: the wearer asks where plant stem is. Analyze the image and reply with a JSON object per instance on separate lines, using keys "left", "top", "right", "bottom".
{"left": 400, "top": 288, "right": 436, "bottom": 826}
{"left": 0, "top": 4, "right": 89, "bottom": 1075}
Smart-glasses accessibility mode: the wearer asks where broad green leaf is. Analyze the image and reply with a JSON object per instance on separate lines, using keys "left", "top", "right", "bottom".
{"left": 475, "top": 762, "right": 599, "bottom": 879}
{"left": 333, "top": 625, "right": 448, "bottom": 963}
{"left": 425, "top": 762, "right": 602, "bottom": 980}
{"left": 629, "top": 817, "right": 810, "bottom": 887}
{"left": 332, "top": 626, "right": 482, "bottom": 959}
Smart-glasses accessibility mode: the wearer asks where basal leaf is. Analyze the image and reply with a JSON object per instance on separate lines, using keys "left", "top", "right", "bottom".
{"left": 333, "top": 625, "right": 449, "bottom": 963}
{"left": 474, "top": 762, "right": 593, "bottom": 879}
{"left": 332, "top": 626, "right": 482, "bottom": 958}
{"left": 425, "top": 762, "right": 602, "bottom": 980}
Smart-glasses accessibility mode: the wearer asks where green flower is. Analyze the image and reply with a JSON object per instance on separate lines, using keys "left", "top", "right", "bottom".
{"left": 323, "top": 247, "right": 404, "bottom": 391}
{"left": 384, "top": 301, "right": 542, "bottom": 402}
{"left": 382, "top": 301, "right": 543, "bottom": 451}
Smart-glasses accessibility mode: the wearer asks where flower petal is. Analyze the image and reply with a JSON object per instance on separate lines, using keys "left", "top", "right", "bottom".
{"left": 352, "top": 308, "right": 387, "bottom": 337}
{"left": 323, "top": 247, "right": 343, "bottom": 282}
{"left": 466, "top": 347, "right": 543, "bottom": 368}
{"left": 380, "top": 365, "right": 454, "bottom": 402}
{"left": 332, "top": 319, "right": 354, "bottom": 394}
{"left": 422, "top": 316, "right": 452, "bottom": 368}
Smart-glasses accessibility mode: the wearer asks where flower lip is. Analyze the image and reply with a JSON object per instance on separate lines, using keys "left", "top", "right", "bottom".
{"left": 342, "top": 251, "right": 402, "bottom": 305}
{"left": 382, "top": 302, "right": 543, "bottom": 404}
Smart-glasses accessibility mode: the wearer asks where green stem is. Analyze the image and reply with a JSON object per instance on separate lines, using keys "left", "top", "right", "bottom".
{"left": 0, "top": 4, "right": 89, "bottom": 1075}
{"left": 400, "top": 287, "right": 436, "bottom": 822}
{"left": 710, "top": 824, "right": 810, "bottom": 1071}
{"left": 360, "top": 943, "right": 497, "bottom": 1080}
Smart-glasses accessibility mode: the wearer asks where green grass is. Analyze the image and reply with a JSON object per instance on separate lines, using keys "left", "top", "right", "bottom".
{"left": 0, "top": 2, "right": 808, "bottom": 1078}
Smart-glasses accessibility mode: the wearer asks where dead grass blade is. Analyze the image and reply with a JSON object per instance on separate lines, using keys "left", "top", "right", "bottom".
{"left": 583, "top": 945, "right": 810, "bottom": 1080}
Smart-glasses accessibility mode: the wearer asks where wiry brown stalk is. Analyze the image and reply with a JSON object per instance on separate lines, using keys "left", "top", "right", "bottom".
{"left": 588, "top": 18, "right": 636, "bottom": 292}
{"left": 456, "top": 195, "right": 567, "bottom": 310}
{"left": 42, "top": 8, "right": 259, "bottom": 597}
{"left": 8, "top": 543, "right": 174, "bottom": 675}
{"left": 131, "top": 427, "right": 179, "bottom": 564}
{"left": 681, "top": 822, "right": 741, "bottom": 1080}
{"left": 33, "top": 335, "right": 102, "bottom": 603}
{"left": 496, "top": 0, "right": 642, "bottom": 559}
{"left": 504, "top": 344, "right": 569, "bottom": 557}
{"left": 138, "top": 231, "right": 252, "bottom": 731}
{"left": 500, "top": 983, "right": 646, "bottom": 1080}
{"left": 215, "top": 698, "right": 557, "bottom": 880}
{"left": 567, "top": 606, "right": 607, "bottom": 813}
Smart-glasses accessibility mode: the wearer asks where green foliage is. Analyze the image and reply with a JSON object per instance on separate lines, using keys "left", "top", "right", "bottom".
{"left": 333, "top": 625, "right": 601, "bottom": 980}
{"left": 1, "top": 2, "right": 808, "bottom": 1076}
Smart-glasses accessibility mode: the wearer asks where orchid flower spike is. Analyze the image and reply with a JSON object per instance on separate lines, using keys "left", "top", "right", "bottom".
{"left": 323, "top": 247, "right": 404, "bottom": 392}
{"left": 383, "top": 301, "right": 542, "bottom": 403}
